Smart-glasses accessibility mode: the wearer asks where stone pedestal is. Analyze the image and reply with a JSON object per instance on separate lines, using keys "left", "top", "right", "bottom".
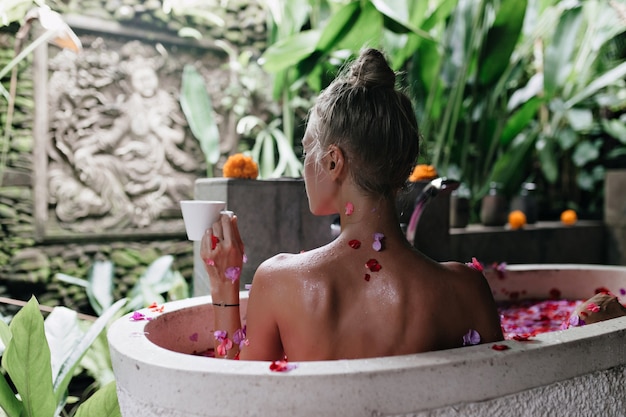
{"left": 605, "top": 170, "right": 626, "bottom": 265}
{"left": 193, "top": 178, "right": 334, "bottom": 295}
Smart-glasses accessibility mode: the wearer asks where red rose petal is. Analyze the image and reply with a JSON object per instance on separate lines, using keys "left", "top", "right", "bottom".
{"left": 349, "top": 239, "right": 361, "bottom": 249}
{"left": 211, "top": 235, "right": 219, "bottom": 250}
{"left": 364, "top": 273, "right": 371, "bottom": 281}
{"left": 491, "top": 344, "right": 510, "bottom": 351}
{"left": 595, "top": 287, "right": 610, "bottom": 295}
{"left": 366, "top": 259, "right": 382, "bottom": 272}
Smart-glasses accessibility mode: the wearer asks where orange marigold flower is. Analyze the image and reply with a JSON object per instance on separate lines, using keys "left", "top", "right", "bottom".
{"left": 560, "top": 209, "right": 577, "bottom": 226}
{"left": 409, "top": 164, "right": 438, "bottom": 182}
{"left": 222, "top": 154, "right": 259, "bottom": 179}
{"left": 508, "top": 210, "right": 527, "bottom": 230}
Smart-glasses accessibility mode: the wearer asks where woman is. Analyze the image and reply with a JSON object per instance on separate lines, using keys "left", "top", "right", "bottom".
{"left": 201, "top": 48, "right": 503, "bottom": 361}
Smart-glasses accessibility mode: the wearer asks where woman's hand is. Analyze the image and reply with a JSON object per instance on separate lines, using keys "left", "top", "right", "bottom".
{"left": 201, "top": 212, "right": 246, "bottom": 359}
{"left": 200, "top": 212, "right": 245, "bottom": 294}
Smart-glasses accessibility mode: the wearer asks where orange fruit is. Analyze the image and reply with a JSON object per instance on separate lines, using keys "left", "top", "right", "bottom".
{"left": 508, "top": 210, "right": 527, "bottom": 230}
{"left": 560, "top": 209, "right": 577, "bottom": 226}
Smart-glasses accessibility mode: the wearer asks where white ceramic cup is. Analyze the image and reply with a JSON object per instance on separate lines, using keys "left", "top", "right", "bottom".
{"left": 180, "top": 200, "right": 226, "bottom": 241}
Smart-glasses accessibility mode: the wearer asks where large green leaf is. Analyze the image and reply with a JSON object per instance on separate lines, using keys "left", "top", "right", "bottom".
{"left": 263, "top": 0, "right": 311, "bottom": 41}
{"left": 140, "top": 255, "right": 174, "bottom": 286}
{"left": 602, "top": 119, "right": 626, "bottom": 144}
{"left": 565, "top": 61, "right": 626, "bottom": 108}
{"left": 536, "top": 134, "right": 559, "bottom": 183}
{"left": 390, "top": 0, "right": 455, "bottom": 69}
{"left": 370, "top": 0, "right": 432, "bottom": 39}
{"left": 335, "top": 2, "right": 384, "bottom": 51}
{"left": 44, "top": 307, "right": 82, "bottom": 383}
{"left": 572, "top": 139, "right": 601, "bottom": 167}
{"left": 2, "top": 297, "right": 56, "bottom": 417}
{"left": 316, "top": 1, "right": 361, "bottom": 52}
{"left": 500, "top": 97, "right": 542, "bottom": 146}
{"left": 0, "top": 371, "right": 22, "bottom": 417}
{"left": 478, "top": 0, "right": 527, "bottom": 86}
{"left": 566, "top": 108, "right": 593, "bottom": 132}
{"left": 87, "top": 260, "right": 114, "bottom": 315}
{"left": 79, "top": 331, "right": 115, "bottom": 389}
{"left": 53, "top": 299, "right": 127, "bottom": 405}
{"left": 180, "top": 65, "right": 220, "bottom": 170}
{"left": 0, "top": 319, "right": 11, "bottom": 350}
{"left": 543, "top": 5, "right": 582, "bottom": 98}
{"left": 260, "top": 30, "right": 321, "bottom": 73}
{"left": 487, "top": 130, "right": 537, "bottom": 195}
{"left": 74, "top": 381, "right": 121, "bottom": 417}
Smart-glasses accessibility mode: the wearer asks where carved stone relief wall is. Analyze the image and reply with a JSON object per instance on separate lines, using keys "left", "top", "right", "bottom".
{"left": 35, "top": 34, "right": 224, "bottom": 240}
{"left": 0, "top": 5, "right": 270, "bottom": 313}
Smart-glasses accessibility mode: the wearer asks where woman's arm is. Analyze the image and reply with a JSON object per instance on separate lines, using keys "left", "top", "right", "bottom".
{"left": 237, "top": 262, "right": 285, "bottom": 361}
{"left": 200, "top": 214, "right": 246, "bottom": 359}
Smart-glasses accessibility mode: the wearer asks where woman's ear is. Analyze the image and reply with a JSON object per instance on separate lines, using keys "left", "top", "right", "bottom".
{"left": 326, "top": 144, "right": 346, "bottom": 181}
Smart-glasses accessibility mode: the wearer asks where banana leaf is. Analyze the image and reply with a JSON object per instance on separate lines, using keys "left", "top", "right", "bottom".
{"left": 180, "top": 65, "right": 220, "bottom": 176}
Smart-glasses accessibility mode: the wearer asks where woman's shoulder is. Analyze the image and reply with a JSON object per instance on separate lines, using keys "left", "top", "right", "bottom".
{"left": 254, "top": 248, "right": 327, "bottom": 283}
{"left": 437, "top": 260, "right": 492, "bottom": 293}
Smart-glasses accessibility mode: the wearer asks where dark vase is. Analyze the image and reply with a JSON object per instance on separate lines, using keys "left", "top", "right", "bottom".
{"left": 511, "top": 182, "right": 538, "bottom": 224}
{"left": 480, "top": 182, "right": 508, "bottom": 226}
{"left": 450, "top": 194, "right": 470, "bottom": 228}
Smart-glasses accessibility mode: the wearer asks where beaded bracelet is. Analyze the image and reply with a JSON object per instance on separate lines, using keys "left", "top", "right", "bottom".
{"left": 212, "top": 302, "right": 240, "bottom": 307}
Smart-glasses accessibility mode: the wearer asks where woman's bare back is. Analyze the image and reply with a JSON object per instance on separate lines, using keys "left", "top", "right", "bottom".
{"left": 244, "top": 235, "right": 503, "bottom": 361}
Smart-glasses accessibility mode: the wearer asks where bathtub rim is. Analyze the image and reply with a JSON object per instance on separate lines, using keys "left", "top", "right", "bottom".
{"left": 108, "top": 263, "right": 626, "bottom": 415}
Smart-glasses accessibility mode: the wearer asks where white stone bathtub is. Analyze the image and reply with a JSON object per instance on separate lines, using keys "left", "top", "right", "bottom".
{"left": 108, "top": 264, "right": 626, "bottom": 417}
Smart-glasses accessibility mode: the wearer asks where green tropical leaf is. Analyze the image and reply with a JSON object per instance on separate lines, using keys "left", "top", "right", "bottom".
{"left": 565, "top": 61, "right": 626, "bottom": 108}
{"left": 543, "top": 5, "right": 583, "bottom": 98}
{"left": 2, "top": 297, "right": 56, "bottom": 417}
{"left": 370, "top": 0, "right": 433, "bottom": 39}
{"left": 87, "top": 260, "right": 114, "bottom": 315}
{"left": 55, "top": 273, "right": 89, "bottom": 288}
{"left": 180, "top": 65, "right": 220, "bottom": 171}
{"left": 572, "top": 139, "right": 600, "bottom": 167}
{"left": 566, "top": 108, "right": 593, "bottom": 132}
{"left": 140, "top": 256, "right": 174, "bottom": 286}
{"left": 260, "top": 30, "right": 321, "bottom": 73}
{"left": 486, "top": 131, "right": 537, "bottom": 196}
{"left": 53, "top": 299, "right": 127, "bottom": 404}
{"left": 556, "top": 126, "right": 577, "bottom": 151}
{"left": 478, "top": 0, "right": 527, "bottom": 86}
{"left": 602, "top": 119, "right": 626, "bottom": 144}
{"left": 316, "top": 1, "right": 361, "bottom": 52}
{"left": 536, "top": 135, "right": 559, "bottom": 183}
{"left": 500, "top": 97, "right": 542, "bottom": 146}
{"left": 0, "top": 372, "right": 22, "bottom": 417}
{"left": 44, "top": 307, "right": 82, "bottom": 383}
{"left": 74, "top": 381, "right": 121, "bottom": 417}
{"left": 335, "top": 2, "right": 384, "bottom": 51}
{"left": 0, "top": 319, "right": 11, "bottom": 350}
{"left": 390, "top": 0, "right": 455, "bottom": 69}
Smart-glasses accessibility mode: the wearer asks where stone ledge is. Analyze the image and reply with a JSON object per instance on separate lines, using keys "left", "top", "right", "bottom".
{"left": 448, "top": 221, "right": 606, "bottom": 265}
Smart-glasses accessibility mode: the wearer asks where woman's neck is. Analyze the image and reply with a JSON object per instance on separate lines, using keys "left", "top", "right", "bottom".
{"left": 335, "top": 194, "right": 405, "bottom": 242}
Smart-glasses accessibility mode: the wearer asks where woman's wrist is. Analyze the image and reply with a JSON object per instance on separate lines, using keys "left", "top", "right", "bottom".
{"left": 212, "top": 301, "right": 240, "bottom": 307}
